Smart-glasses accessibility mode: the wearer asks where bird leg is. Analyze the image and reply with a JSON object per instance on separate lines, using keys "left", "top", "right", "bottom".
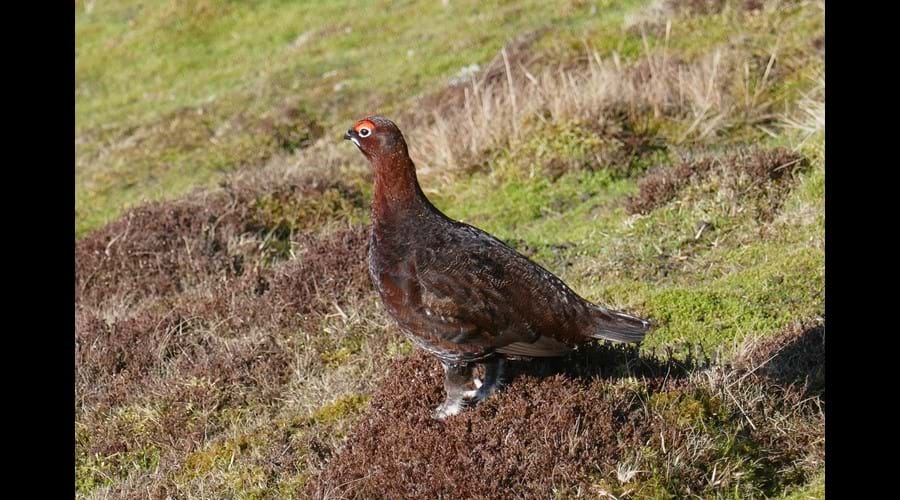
{"left": 432, "top": 357, "right": 508, "bottom": 420}
{"left": 433, "top": 362, "right": 475, "bottom": 420}
{"left": 471, "top": 356, "right": 507, "bottom": 403}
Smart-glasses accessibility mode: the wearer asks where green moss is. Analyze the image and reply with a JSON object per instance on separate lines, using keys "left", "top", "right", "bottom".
{"left": 309, "top": 394, "right": 371, "bottom": 426}
{"left": 252, "top": 186, "right": 364, "bottom": 235}
{"left": 650, "top": 389, "right": 728, "bottom": 428}
{"left": 75, "top": 404, "right": 172, "bottom": 494}
{"left": 76, "top": 445, "right": 161, "bottom": 495}
{"left": 631, "top": 384, "right": 812, "bottom": 498}
{"left": 76, "top": 451, "right": 112, "bottom": 494}
{"left": 490, "top": 119, "right": 668, "bottom": 182}
{"left": 436, "top": 168, "right": 628, "bottom": 237}
{"left": 386, "top": 336, "right": 414, "bottom": 358}
{"left": 592, "top": 383, "right": 800, "bottom": 498}
{"left": 624, "top": 478, "right": 676, "bottom": 500}
{"left": 315, "top": 313, "right": 374, "bottom": 367}
{"left": 319, "top": 346, "right": 355, "bottom": 367}
{"left": 179, "top": 435, "right": 254, "bottom": 481}
{"left": 74, "top": 95, "right": 313, "bottom": 236}
{"left": 777, "top": 472, "right": 825, "bottom": 499}
{"left": 596, "top": 244, "right": 822, "bottom": 353}
{"left": 275, "top": 473, "right": 311, "bottom": 497}
{"left": 249, "top": 184, "right": 367, "bottom": 263}
{"left": 167, "top": 412, "right": 321, "bottom": 495}
{"left": 223, "top": 464, "right": 271, "bottom": 498}
{"left": 669, "top": 12, "right": 736, "bottom": 59}
{"left": 788, "top": 155, "right": 825, "bottom": 212}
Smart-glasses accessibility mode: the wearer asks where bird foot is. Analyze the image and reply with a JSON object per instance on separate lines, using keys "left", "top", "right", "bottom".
{"left": 432, "top": 383, "right": 499, "bottom": 420}
{"left": 433, "top": 358, "right": 507, "bottom": 420}
{"left": 432, "top": 399, "right": 464, "bottom": 420}
{"left": 433, "top": 388, "right": 482, "bottom": 420}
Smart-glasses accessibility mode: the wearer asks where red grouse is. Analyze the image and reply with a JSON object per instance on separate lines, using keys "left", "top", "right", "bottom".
{"left": 345, "top": 116, "right": 651, "bottom": 419}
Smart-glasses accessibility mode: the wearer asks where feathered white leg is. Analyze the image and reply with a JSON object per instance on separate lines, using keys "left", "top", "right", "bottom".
{"left": 433, "top": 358, "right": 508, "bottom": 419}
{"left": 433, "top": 362, "right": 474, "bottom": 420}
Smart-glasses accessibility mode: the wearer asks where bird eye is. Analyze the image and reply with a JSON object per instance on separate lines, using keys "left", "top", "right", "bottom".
{"left": 358, "top": 127, "right": 371, "bottom": 138}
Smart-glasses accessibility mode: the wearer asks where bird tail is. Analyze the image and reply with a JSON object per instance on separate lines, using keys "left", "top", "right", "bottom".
{"left": 587, "top": 306, "right": 651, "bottom": 343}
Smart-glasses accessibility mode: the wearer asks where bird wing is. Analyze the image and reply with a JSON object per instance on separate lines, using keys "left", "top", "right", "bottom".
{"left": 409, "top": 220, "right": 587, "bottom": 354}
{"left": 412, "top": 258, "right": 524, "bottom": 347}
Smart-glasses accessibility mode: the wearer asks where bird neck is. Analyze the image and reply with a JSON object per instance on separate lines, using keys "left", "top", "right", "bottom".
{"left": 371, "top": 151, "right": 432, "bottom": 223}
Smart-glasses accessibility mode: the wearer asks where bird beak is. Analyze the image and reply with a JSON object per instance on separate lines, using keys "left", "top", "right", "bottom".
{"left": 344, "top": 129, "right": 361, "bottom": 147}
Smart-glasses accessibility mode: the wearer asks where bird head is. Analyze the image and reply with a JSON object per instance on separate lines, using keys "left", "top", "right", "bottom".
{"left": 344, "top": 116, "right": 408, "bottom": 160}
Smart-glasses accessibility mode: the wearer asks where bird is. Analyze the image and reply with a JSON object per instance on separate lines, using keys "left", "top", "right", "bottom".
{"left": 344, "top": 116, "right": 651, "bottom": 419}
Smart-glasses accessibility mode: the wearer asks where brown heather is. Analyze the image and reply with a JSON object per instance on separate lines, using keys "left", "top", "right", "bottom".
{"left": 307, "top": 322, "right": 824, "bottom": 499}
{"left": 75, "top": 171, "right": 365, "bottom": 307}
{"left": 75, "top": 170, "right": 378, "bottom": 496}
{"left": 625, "top": 147, "right": 808, "bottom": 215}
{"left": 76, "top": 224, "right": 371, "bottom": 437}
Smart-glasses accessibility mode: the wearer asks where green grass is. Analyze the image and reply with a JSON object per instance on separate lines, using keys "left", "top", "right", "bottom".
{"left": 75, "top": 0, "right": 823, "bottom": 236}
{"left": 75, "top": 0, "right": 655, "bottom": 235}
{"left": 426, "top": 100, "right": 824, "bottom": 354}
{"left": 76, "top": 0, "right": 644, "bottom": 131}
{"left": 778, "top": 473, "right": 825, "bottom": 499}
{"left": 436, "top": 147, "right": 823, "bottom": 355}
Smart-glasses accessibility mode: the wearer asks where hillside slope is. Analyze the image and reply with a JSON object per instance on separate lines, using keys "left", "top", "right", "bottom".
{"left": 75, "top": 0, "right": 824, "bottom": 497}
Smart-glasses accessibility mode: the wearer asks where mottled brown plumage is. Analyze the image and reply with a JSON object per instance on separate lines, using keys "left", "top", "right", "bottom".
{"left": 345, "top": 116, "right": 651, "bottom": 418}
